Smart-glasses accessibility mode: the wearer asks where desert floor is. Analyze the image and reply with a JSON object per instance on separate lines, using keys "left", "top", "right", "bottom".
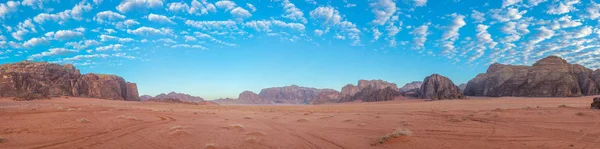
{"left": 0, "top": 97, "right": 599, "bottom": 149}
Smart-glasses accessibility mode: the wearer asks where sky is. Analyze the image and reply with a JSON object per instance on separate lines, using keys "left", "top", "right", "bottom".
{"left": 0, "top": 0, "right": 599, "bottom": 100}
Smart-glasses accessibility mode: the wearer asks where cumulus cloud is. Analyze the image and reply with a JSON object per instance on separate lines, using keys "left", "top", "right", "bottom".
{"left": 96, "top": 44, "right": 123, "bottom": 51}
{"left": 230, "top": 7, "right": 252, "bottom": 21}
{"left": 117, "top": 0, "right": 163, "bottom": 13}
{"left": 550, "top": 15, "right": 582, "bottom": 30}
{"left": 490, "top": 8, "right": 527, "bottom": 22}
{"left": 147, "top": 13, "right": 176, "bottom": 24}
{"left": 503, "top": 0, "right": 522, "bottom": 7}
{"left": 412, "top": 0, "right": 427, "bottom": 7}
{"left": 587, "top": 1, "right": 600, "bottom": 20}
{"left": 524, "top": 26, "right": 555, "bottom": 63}
{"left": 281, "top": 0, "right": 307, "bottom": 24}
{"left": 470, "top": 24, "right": 498, "bottom": 62}
{"left": 53, "top": 30, "right": 84, "bottom": 40}
{"left": 546, "top": 0, "right": 580, "bottom": 15}
{"left": 243, "top": 20, "right": 305, "bottom": 32}
{"left": 409, "top": 23, "right": 430, "bottom": 48}
{"left": 22, "top": 37, "right": 49, "bottom": 48}
{"left": 310, "top": 6, "right": 361, "bottom": 46}
{"left": 0, "top": 1, "right": 20, "bottom": 19}
{"left": 95, "top": 11, "right": 126, "bottom": 23}
{"left": 471, "top": 10, "right": 485, "bottom": 23}
{"left": 370, "top": 0, "right": 396, "bottom": 26}
{"left": 247, "top": 3, "right": 256, "bottom": 12}
{"left": 28, "top": 48, "right": 77, "bottom": 60}
{"left": 441, "top": 14, "right": 466, "bottom": 58}
{"left": 123, "top": 19, "right": 140, "bottom": 27}
{"left": 33, "top": 1, "right": 92, "bottom": 24}
{"left": 127, "top": 26, "right": 173, "bottom": 36}
{"left": 64, "top": 54, "right": 109, "bottom": 61}
{"left": 185, "top": 20, "right": 238, "bottom": 31}
{"left": 566, "top": 26, "right": 593, "bottom": 39}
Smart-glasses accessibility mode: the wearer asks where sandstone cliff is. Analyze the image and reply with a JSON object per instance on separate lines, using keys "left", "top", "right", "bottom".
{"left": 214, "top": 85, "right": 339, "bottom": 104}
{"left": 399, "top": 81, "right": 422, "bottom": 92}
{"left": 418, "top": 74, "right": 465, "bottom": 100}
{"left": 464, "top": 56, "right": 600, "bottom": 97}
{"left": 340, "top": 80, "right": 399, "bottom": 102}
{"left": 0, "top": 61, "right": 139, "bottom": 101}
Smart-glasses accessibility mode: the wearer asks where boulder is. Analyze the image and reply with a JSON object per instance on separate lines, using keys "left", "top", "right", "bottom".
{"left": 464, "top": 56, "right": 599, "bottom": 97}
{"left": 592, "top": 97, "right": 600, "bottom": 109}
{"left": 418, "top": 74, "right": 465, "bottom": 100}
{"left": 0, "top": 61, "right": 139, "bottom": 101}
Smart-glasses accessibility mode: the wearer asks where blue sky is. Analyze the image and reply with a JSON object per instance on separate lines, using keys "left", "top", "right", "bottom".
{"left": 0, "top": 0, "right": 599, "bottom": 99}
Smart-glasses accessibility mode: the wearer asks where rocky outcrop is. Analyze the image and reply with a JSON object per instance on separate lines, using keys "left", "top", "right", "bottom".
{"left": 0, "top": 61, "right": 139, "bottom": 101}
{"left": 350, "top": 86, "right": 401, "bottom": 102}
{"left": 340, "top": 80, "right": 398, "bottom": 102}
{"left": 592, "top": 97, "right": 600, "bottom": 109}
{"left": 458, "top": 84, "right": 467, "bottom": 92}
{"left": 309, "top": 89, "right": 341, "bottom": 104}
{"left": 214, "top": 85, "right": 339, "bottom": 104}
{"left": 141, "top": 92, "right": 205, "bottom": 103}
{"left": 464, "top": 56, "right": 600, "bottom": 97}
{"left": 418, "top": 74, "right": 465, "bottom": 100}
{"left": 399, "top": 81, "right": 422, "bottom": 92}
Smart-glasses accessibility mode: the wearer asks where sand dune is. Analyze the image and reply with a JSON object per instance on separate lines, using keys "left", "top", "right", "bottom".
{"left": 0, "top": 97, "right": 598, "bottom": 149}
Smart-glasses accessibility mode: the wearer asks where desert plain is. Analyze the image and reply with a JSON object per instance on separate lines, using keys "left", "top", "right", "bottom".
{"left": 0, "top": 96, "right": 598, "bottom": 149}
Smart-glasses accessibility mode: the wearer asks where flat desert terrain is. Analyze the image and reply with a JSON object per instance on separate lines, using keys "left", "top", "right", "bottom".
{"left": 0, "top": 97, "right": 598, "bottom": 149}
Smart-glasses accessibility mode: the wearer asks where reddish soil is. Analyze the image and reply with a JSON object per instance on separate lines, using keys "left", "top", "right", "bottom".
{"left": 0, "top": 96, "right": 598, "bottom": 149}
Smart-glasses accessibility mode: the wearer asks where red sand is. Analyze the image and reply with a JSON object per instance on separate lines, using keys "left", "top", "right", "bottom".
{"left": 0, "top": 96, "right": 599, "bottom": 149}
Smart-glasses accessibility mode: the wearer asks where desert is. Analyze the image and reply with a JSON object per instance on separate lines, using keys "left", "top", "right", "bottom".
{"left": 0, "top": 96, "right": 598, "bottom": 149}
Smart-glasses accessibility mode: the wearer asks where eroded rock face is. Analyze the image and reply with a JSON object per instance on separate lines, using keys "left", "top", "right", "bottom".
{"left": 464, "top": 56, "right": 599, "bottom": 97}
{"left": 142, "top": 92, "right": 204, "bottom": 103}
{"left": 0, "top": 61, "right": 139, "bottom": 101}
{"left": 399, "top": 81, "right": 422, "bottom": 92}
{"left": 458, "top": 84, "right": 467, "bottom": 92}
{"left": 351, "top": 87, "right": 401, "bottom": 102}
{"left": 214, "top": 86, "right": 339, "bottom": 105}
{"left": 418, "top": 74, "right": 465, "bottom": 100}
{"left": 310, "top": 89, "right": 341, "bottom": 104}
{"left": 340, "top": 80, "right": 398, "bottom": 102}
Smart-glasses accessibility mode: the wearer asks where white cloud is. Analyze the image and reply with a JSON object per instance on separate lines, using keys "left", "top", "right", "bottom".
{"left": 96, "top": 44, "right": 123, "bottom": 51}
{"left": 310, "top": 6, "right": 342, "bottom": 25}
{"left": 148, "top": 13, "right": 175, "bottom": 24}
{"left": 372, "top": 28, "right": 381, "bottom": 41}
{"left": 100, "top": 34, "right": 117, "bottom": 41}
{"left": 93, "top": 0, "right": 103, "bottom": 5}
{"left": 281, "top": 0, "right": 307, "bottom": 24}
{"left": 244, "top": 20, "right": 305, "bottom": 32}
{"left": 230, "top": 7, "right": 251, "bottom": 21}
{"left": 566, "top": 26, "right": 593, "bottom": 39}
{"left": 546, "top": 0, "right": 580, "bottom": 15}
{"left": 123, "top": 19, "right": 140, "bottom": 27}
{"left": 503, "top": 0, "right": 522, "bottom": 7}
{"left": 0, "top": 1, "right": 20, "bottom": 19}
{"left": 310, "top": 6, "right": 361, "bottom": 46}
{"left": 247, "top": 3, "right": 256, "bottom": 12}
{"left": 491, "top": 8, "right": 527, "bottom": 22}
{"left": 117, "top": 0, "right": 163, "bottom": 13}
{"left": 95, "top": 11, "right": 126, "bottom": 23}
{"left": 370, "top": 0, "right": 396, "bottom": 25}
{"left": 22, "top": 37, "right": 49, "bottom": 48}
{"left": 587, "top": 1, "right": 600, "bottom": 20}
{"left": 524, "top": 26, "right": 555, "bottom": 63}
{"left": 184, "top": 35, "right": 197, "bottom": 42}
{"left": 215, "top": 0, "right": 236, "bottom": 11}
{"left": 64, "top": 54, "right": 109, "bottom": 61}
{"left": 409, "top": 23, "right": 429, "bottom": 48}
{"left": 314, "top": 29, "right": 323, "bottom": 36}
{"left": 470, "top": 24, "right": 498, "bottom": 62}
{"left": 471, "top": 10, "right": 485, "bottom": 23}
{"left": 550, "top": 15, "right": 582, "bottom": 30}
{"left": 33, "top": 1, "right": 92, "bottom": 24}
{"left": 127, "top": 26, "right": 173, "bottom": 36}
{"left": 21, "top": 0, "right": 47, "bottom": 9}
{"left": 53, "top": 30, "right": 84, "bottom": 40}
{"left": 28, "top": 48, "right": 77, "bottom": 60}
{"left": 185, "top": 20, "right": 238, "bottom": 31}
{"left": 441, "top": 14, "right": 466, "bottom": 58}
{"left": 413, "top": 0, "right": 427, "bottom": 7}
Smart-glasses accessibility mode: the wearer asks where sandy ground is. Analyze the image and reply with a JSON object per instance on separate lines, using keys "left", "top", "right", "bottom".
{"left": 0, "top": 97, "right": 599, "bottom": 149}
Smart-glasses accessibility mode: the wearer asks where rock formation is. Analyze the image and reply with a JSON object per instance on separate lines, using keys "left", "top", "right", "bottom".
{"left": 309, "top": 89, "right": 341, "bottom": 104}
{"left": 214, "top": 85, "right": 339, "bottom": 104}
{"left": 418, "top": 74, "right": 465, "bottom": 100}
{"left": 350, "top": 86, "right": 401, "bottom": 102}
{"left": 399, "top": 81, "right": 422, "bottom": 92}
{"left": 340, "top": 80, "right": 398, "bottom": 102}
{"left": 464, "top": 56, "right": 600, "bottom": 97}
{"left": 592, "top": 97, "right": 600, "bottom": 109}
{"left": 141, "top": 92, "right": 205, "bottom": 103}
{"left": 0, "top": 61, "right": 139, "bottom": 101}
{"left": 458, "top": 83, "right": 467, "bottom": 92}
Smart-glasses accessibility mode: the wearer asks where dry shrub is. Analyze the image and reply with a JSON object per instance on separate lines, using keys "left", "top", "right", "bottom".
{"left": 79, "top": 118, "right": 89, "bottom": 123}
{"left": 245, "top": 137, "right": 259, "bottom": 143}
{"left": 297, "top": 118, "right": 310, "bottom": 122}
{"left": 358, "top": 123, "right": 366, "bottom": 126}
{"left": 0, "top": 136, "right": 4, "bottom": 143}
{"left": 559, "top": 104, "right": 569, "bottom": 108}
{"left": 343, "top": 119, "right": 353, "bottom": 122}
{"left": 204, "top": 144, "right": 217, "bottom": 149}
{"left": 575, "top": 112, "right": 586, "bottom": 116}
{"left": 118, "top": 115, "right": 140, "bottom": 121}
{"left": 222, "top": 124, "right": 245, "bottom": 131}
{"left": 377, "top": 128, "right": 412, "bottom": 144}
{"left": 244, "top": 116, "right": 253, "bottom": 119}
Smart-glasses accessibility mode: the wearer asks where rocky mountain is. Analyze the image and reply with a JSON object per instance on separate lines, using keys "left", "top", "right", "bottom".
{"left": 350, "top": 86, "right": 401, "bottom": 102}
{"left": 418, "top": 74, "right": 465, "bottom": 100}
{"left": 464, "top": 56, "right": 600, "bottom": 97}
{"left": 309, "top": 89, "right": 341, "bottom": 104}
{"left": 340, "top": 80, "right": 398, "bottom": 102}
{"left": 141, "top": 92, "right": 205, "bottom": 103}
{"left": 0, "top": 61, "right": 139, "bottom": 101}
{"left": 214, "top": 85, "right": 339, "bottom": 104}
{"left": 458, "top": 83, "right": 467, "bottom": 92}
{"left": 399, "top": 81, "right": 422, "bottom": 92}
